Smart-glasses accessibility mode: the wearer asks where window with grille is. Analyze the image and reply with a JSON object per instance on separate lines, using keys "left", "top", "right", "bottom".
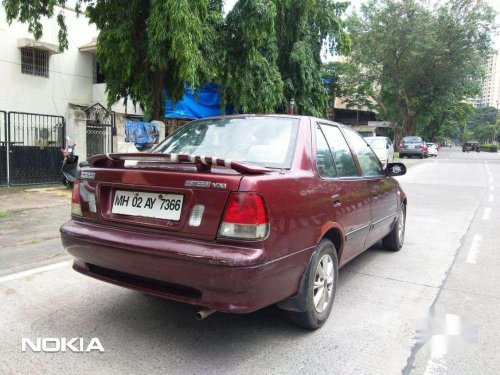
{"left": 21, "top": 48, "right": 49, "bottom": 77}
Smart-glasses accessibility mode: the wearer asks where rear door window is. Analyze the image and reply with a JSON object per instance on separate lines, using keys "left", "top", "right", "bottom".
{"left": 320, "top": 124, "right": 359, "bottom": 178}
{"left": 343, "top": 128, "right": 383, "bottom": 177}
{"left": 315, "top": 127, "right": 337, "bottom": 178}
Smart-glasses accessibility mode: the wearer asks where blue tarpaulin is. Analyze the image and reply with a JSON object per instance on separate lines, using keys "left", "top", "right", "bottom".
{"left": 164, "top": 83, "right": 232, "bottom": 119}
{"left": 125, "top": 120, "right": 159, "bottom": 150}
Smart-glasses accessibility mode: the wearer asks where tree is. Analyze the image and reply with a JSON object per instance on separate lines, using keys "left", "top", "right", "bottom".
{"left": 274, "top": 0, "right": 351, "bottom": 116}
{"left": 3, "top": 0, "right": 224, "bottom": 120}
{"left": 341, "top": 0, "right": 495, "bottom": 139}
{"left": 223, "top": 0, "right": 285, "bottom": 113}
{"left": 224, "top": 0, "right": 351, "bottom": 116}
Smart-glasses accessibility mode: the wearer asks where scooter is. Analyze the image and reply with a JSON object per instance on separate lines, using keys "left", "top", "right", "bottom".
{"left": 61, "top": 137, "right": 79, "bottom": 187}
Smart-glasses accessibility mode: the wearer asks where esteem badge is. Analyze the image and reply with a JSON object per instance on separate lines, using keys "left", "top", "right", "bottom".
{"left": 185, "top": 180, "right": 211, "bottom": 188}
{"left": 80, "top": 171, "right": 96, "bottom": 180}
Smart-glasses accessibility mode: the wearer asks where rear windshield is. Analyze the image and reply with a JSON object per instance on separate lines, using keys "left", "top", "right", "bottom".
{"left": 365, "top": 138, "right": 386, "bottom": 149}
{"left": 402, "top": 136, "right": 422, "bottom": 143}
{"left": 154, "top": 117, "right": 299, "bottom": 168}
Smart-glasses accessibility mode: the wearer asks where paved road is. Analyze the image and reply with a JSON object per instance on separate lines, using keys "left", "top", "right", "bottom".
{"left": 0, "top": 148, "right": 499, "bottom": 374}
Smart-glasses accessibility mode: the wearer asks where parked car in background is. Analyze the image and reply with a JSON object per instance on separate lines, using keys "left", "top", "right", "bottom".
{"left": 365, "top": 136, "right": 394, "bottom": 167}
{"left": 399, "top": 136, "right": 426, "bottom": 159}
{"left": 60, "top": 115, "right": 408, "bottom": 330}
{"left": 427, "top": 142, "right": 438, "bottom": 157}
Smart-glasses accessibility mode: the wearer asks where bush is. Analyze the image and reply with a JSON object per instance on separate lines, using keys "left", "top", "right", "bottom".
{"left": 479, "top": 144, "right": 498, "bottom": 152}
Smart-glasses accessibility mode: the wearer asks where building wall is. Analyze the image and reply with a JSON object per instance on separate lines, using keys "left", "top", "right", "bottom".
{"left": 0, "top": 6, "right": 97, "bottom": 115}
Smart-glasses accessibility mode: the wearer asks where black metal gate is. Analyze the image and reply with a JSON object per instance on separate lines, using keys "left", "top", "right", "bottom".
{"left": 6, "top": 112, "right": 65, "bottom": 185}
{"left": 0, "top": 111, "right": 7, "bottom": 185}
{"left": 85, "top": 103, "right": 114, "bottom": 157}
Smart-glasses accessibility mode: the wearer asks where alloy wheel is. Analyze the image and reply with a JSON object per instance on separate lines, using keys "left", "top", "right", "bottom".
{"left": 313, "top": 254, "right": 335, "bottom": 313}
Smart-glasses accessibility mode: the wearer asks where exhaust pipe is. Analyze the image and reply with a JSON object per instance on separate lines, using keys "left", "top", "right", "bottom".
{"left": 196, "top": 308, "right": 216, "bottom": 320}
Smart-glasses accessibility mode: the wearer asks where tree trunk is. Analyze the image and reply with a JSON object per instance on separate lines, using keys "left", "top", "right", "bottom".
{"left": 152, "top": 70, "right": 164, "bottom": 121}
{"left": 401, "top": 115, "right": 415, "bottom": 137}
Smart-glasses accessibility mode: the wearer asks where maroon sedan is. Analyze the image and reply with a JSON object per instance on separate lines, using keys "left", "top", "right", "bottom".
{"left": 61, "top": 115, "right": 407, "bottom": 329}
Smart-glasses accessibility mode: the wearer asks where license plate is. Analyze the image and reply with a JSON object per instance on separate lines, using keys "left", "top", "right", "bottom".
{"left": 112, "top": 190, "right": 184, "bottom": 221}
{"left": 407, "top": 145, "right": 415, "bottom": 149}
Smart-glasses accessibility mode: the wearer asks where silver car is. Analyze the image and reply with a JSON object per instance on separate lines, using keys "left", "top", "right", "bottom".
{"left": 365, "top": 136, "right": 395, "bottom": 167}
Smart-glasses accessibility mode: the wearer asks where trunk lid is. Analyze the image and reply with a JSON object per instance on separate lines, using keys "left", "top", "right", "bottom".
{"left": 77, "top": 153, "right": 270, "bottom": 240}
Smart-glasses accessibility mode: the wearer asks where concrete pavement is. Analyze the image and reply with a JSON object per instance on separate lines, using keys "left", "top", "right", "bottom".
{"left": 0, "top": 187, "right": 71, "bottom": 276}
{"left": 0, "top": 147, "right": 499, "bottom": 374}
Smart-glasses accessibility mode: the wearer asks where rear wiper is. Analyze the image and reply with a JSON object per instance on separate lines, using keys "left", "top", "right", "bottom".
{"left": 88, "top": 153, "right": 272, "bottom": 175}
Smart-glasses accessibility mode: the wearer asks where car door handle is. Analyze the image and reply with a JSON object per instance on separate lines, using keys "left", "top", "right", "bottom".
{"left": 332, "top": 194, "right": 342, "bottom": 207}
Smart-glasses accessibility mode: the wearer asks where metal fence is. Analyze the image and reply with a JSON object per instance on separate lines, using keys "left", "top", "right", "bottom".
{"left": 0, "top": 111, "right": 65, "bottom": 186}
{"left": 0, "top": 111, "right": 7, "bottom": 185}
{"left": 85, "top": 103, "right": 114, "bottom": 157}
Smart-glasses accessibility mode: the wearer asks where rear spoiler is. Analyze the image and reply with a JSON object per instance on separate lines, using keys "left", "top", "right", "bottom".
{"left": 87, "top": 153, "right": 271, "bottom": 175}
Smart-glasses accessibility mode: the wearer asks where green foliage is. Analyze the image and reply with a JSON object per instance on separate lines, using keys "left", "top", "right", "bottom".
{"left": 223, "top": 0, "right": 350, "bottom": 116}
{"left": 223, "top": 0, "right": 284, "bottom": 113}
{"left": 341, "top": 0, "right": 495, "bottom": 139}
{"left": 478, "top": 144, "right": 498, "bottom": 152}
{"left": 466, "top": 106, "right": 498, "bottom": 129}
{"left": 274, "top": 0, "right": 351, "bottom": 116}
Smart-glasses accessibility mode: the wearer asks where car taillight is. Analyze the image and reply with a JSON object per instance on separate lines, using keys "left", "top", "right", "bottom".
{"left": 219, "top": 193, "right": 269, "bottom": 240}
{"left": 420, "top": 143, "right": 424, "bottom": 149}
{"left": 399, "top": 142, "right": 403, "bottom": 149}
{"left": 71, "top": 180, "right": 82, "bottom": 216}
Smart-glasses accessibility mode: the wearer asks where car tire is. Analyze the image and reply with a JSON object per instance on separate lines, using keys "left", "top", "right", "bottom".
{"left": 419, "top": 155, "right": 424, "bottom": 159}
{"left": 285, "top": 239, "right": 338, "bottom": 330}
{"left": 383, "top": 205, "right": 406, "bottom": 251}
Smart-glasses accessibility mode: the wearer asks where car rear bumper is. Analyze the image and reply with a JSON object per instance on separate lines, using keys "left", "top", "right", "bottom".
{"left": 399, "top": 149, "right": 424, "bottom": 156}
{"left": 60, "top": 220, "right": 313, "bottom": 313}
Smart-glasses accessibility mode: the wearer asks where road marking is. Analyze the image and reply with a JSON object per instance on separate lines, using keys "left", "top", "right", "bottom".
{"left": 466, "top": 235, "right": 482, "bottom": 264}
{"left": 0, "top": 261, "right": 71, "bottom": 284}
{"left": 489, "top": 177, "right": 494, "bottom": 184}
{"left": 491, "top": 186, "right": 495, "bottom": 192}
{"left": 489, "top": 194, "right": 494, "bottom": 202}
{"left": 482, "top": 208, "right": 491, "bottom": 220}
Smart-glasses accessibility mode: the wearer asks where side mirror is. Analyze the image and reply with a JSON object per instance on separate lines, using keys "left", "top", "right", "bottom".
{"left": 387, "top": 162, "right": 406, "bottom": 177}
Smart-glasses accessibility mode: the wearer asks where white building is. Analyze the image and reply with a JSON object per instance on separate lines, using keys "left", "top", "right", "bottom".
{"left": 0, "top": 5, "right": 143, "bottom": 185}
{"left": 476, "top": 51, "right": 500, "bottom": 108}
